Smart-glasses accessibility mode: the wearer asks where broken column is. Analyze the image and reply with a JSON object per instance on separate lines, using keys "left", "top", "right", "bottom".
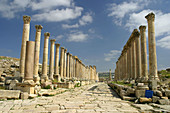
{"left": 49, "top": 39, "right": 56, "bottom": 80}
{"left": 54, "top": 44, "right": 60, "bottom": 82}
{"left": 33, "top": 25, "right": 43, "bottom": 84}
{"left": 145, "top": 12, "right": 159, "bottom": 81}
{"left": 139, "top": 25, "right": 148, "bottom": 82}
{"left": 24, "top": 41, "right": 35, "bottom": 83}
{"left": 17, "top": 41, "right": 35, "bottom": 94}
{"left": 20, "top": 15, "right": 31, "bottom": 77}
{"left": 41, "top": 32, "right": 50, "bottom": 81}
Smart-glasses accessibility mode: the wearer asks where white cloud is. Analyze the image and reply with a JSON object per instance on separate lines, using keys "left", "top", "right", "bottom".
{"left": 32, "top": 7, "right": 83, "bottom": 22}
{"left": 157, "top": 36, "right": 170, "bottom": 49}
{"left": 79, "top": 13, "right": 93, "bottom": 26}
{"left": 108, "top": 0, "right": 150, "bottom": 25}
{"left": 104, "top": 50, "right": 121, "bottom": 61}
{"left": 67, "top": 31, "right": 88, "bottom": 42}
{"left": 30, "top": 0, "right": 72, "bottom": 11}
{"left": 88, "top": 28, "right": 95, "bottom": 33}
{"left": 0, "top": 0, "right": 30, "bottom": 18}
{"left": 55, "top": 35, "right": 64, "bottom": 40}
{"left": 62, "top": 23, "right": 79, "bottom": 29}
{"left": 0, "top": 0, "right": 84, "bottom": 22}
{"left": 125, "top": 10, "right": 170, "bottom": 37}
{"left": 62, "top": 12, "right": 93, "bottom": 29}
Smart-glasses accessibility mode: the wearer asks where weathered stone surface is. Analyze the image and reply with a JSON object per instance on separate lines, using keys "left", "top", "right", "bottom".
{"left": 135, "top": 90, "right": 145, "bottom": 98}
{"left": 158, "top": 99, "right": 170, "bottom": 105}
{"left": 154, "top": 90, "right": 163, "bottom": 97}
{"left": 0, "top": 90, "right": 20, "bottom": 99}
{"left": 152, "top": 96, "right": 160, "bottom": 103}
{"left": 127, "top": 87, "right": 135, "bottom": 95}
{"left": 165, "top": 90, "right": 170, "bottom": 98}
{"left": 20, "top": 92, "right": 29, "bottom": 99}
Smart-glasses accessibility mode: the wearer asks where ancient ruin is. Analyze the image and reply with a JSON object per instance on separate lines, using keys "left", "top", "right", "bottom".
{"left": 0, "top": 12, "right": 169, "bottom": 113}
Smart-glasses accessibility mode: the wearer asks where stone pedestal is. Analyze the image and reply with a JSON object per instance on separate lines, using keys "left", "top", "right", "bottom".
{"left": 41, "top": 32, "right": 50, "bottom": 82}
{"left": 33, "top": 25, "right": 43, "bottom": 85}
{"left": 49, "top": 39, "right": 56, "bottom": 80}
{"left": 20, "top": 15, "right": 31, "bottom": 77}
{"left": 145, "top": 12, "right": 159, "bottom": 81}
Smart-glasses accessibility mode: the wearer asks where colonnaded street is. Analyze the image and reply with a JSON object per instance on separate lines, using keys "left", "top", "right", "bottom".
{"left": 0, "top": 83, "right": 140, "bottom": 113}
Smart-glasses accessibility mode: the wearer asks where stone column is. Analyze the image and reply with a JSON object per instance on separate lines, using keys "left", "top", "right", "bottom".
{"left": 73, "top": 56, "right": 76, "bottom": 78}
{"left": 33, "top": 25, "right": 43, "bottom": 84}
{"left": 69, "top": 54, "right": 72, "bottom": 79}
{"left": 109, "top": 69, "right": 112, "bottom": 81}
{"left": 66, "top": 52, "right": 70, "bottom": 79}
{"left": 41, "top": 32, "right": 50, "bottom": 81}
{"left": 20, "top": 15, "right": 31, "bottom": 77}
{"left": 145, "top": 13, "right": 159, "bottom": 81}
{"left": 59, "top": 47, "right": 65, "bottom": 79}
{"left": 124, "top": 49, "right": 128, "bottom": 80}
{"left": 131, "top": 31, "right": 137, "bottom": 80}
{"left": 89, "top": 65, "right": 93, "bottom": 81}
{"left": 139, "top": 25, "right": 148, "bottom": 82}
{"left": 134, "top": 30, "right": 142, "bottom": 82}
{"left": 24, "top": 41, "right": 35, "bottom": 82}
{"left": 63, "top": 49, "right": 67, "bottom": 79}
{"left": 49, "top": 39, "right": 56, "bottom": 80}
{"left": 75, "top": 56, "right": 78, "bottom": 79}
{"left": 54, "top": 44, "right": 60, "bottom": 80}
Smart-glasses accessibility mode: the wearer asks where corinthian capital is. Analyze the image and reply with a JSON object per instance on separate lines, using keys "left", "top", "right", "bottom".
{"left": 23, "top": 15, "right": 31, "bottom": 24}
{"left": 145, "top": 12, "right": 155, "bottom": 21}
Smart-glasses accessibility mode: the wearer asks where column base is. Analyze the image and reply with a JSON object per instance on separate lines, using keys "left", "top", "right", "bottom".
{"left": 53, "top": 74, "right": 61, "bottom": 82}
{"left": 33, "top": 75, "right": 40, "bottom": 85}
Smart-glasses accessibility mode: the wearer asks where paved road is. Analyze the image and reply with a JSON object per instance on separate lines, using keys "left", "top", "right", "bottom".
{"left": 0, "top": 83, "right": 139, "bottom": 113}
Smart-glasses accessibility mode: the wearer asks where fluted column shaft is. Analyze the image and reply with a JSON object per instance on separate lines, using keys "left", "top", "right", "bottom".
{"left": 49, "top": 39, "right": 56, "bottom": 80}
{"left": 145, "top": 13, "right": 159, "bottom": 81}
{"left": 54, "top": 44, "right": 60, "bottom": 76}
{"left": 24, "top": 41, "right": 35, "bottom": 81}
{"left": 135, "top": 32, "right": 142, "bottom": 81}
{"left": 139, "top": 26, "right": 148, "bottom": 81}
{"left": 131, "top": 37, "right": 136, "bottom": 80}
{"left": 34, "top": 25, "right": 43, "bottom": 79}
{"left": 41, "top": 32, "right": 50, "bottom": 80}
{"left": 59, "top": 47, "right": 65, "bottom": 79}
{"left": 69, "top": 54, "right": 72, "bottom": 78}
{"left": 66, "top": 53, "right": 70, "bottom": 78}
{"left": 20, "top": 16, "right": 31, "bottom": 77}
{"left": 63, "top": 49, "right": 67, "bottom": 78}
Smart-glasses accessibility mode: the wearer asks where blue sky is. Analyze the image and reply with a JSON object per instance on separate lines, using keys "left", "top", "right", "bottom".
{"left": 0, "top": 0, "right": 170, "bottom": 72}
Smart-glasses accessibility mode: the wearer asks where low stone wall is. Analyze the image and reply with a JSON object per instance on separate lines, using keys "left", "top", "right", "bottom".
{"left": 108, "top": 82, "right": 170, "bottom": 105}
{"left": 0, "top": 90, "right": 21, "bottom": 99}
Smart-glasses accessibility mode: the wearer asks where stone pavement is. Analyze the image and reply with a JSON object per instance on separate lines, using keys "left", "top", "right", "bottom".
{"left": 0, "top": 83, "right": 140, "bottom": 113}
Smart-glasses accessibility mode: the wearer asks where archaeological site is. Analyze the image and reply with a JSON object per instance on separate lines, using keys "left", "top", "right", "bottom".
{"left": 0, "top": 2, "right": 170, "bottom": 112}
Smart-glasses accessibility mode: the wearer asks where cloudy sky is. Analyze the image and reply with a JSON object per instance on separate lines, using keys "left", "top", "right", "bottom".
{"left": 0, "top": 0, "right": 170, "bottom": 72}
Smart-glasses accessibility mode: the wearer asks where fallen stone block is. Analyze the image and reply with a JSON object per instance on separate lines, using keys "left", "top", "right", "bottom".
{"left": 20, "top": 92, "right": 29, "bottom": 100}
{"left": 158, "top": 99, "right": 170, "bottom": 105}
{"left": 152, "top": 96, "right": 160, "bottom": 103}
{"left": 122, "top": 96, "right": 136, "bottom": 101}
{"left": 135, "top": 90, "right": 145, "bottom": 98}
{"left": 0, "top": 90, "right": 20, "bottom": 99}
{"left": 154, "top": 90, "right": 163, "bottom": 97}
{"left": 139, "top": 97, "right": 152, "bottom": 103}
{"left": 165, "top": 90, "right": 170, "bottom": 98}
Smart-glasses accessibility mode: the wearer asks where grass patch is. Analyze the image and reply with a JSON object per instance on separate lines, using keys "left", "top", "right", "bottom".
{"left": 43, "top": 85, "right": 51, "bottom": 89}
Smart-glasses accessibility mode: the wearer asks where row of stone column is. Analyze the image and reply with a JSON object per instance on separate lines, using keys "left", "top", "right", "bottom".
{"left": 114, "top": 12, "right": 159, "bottom": 83}
{"left": 19, "top": 15, "right": 99, "bottom": 84}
